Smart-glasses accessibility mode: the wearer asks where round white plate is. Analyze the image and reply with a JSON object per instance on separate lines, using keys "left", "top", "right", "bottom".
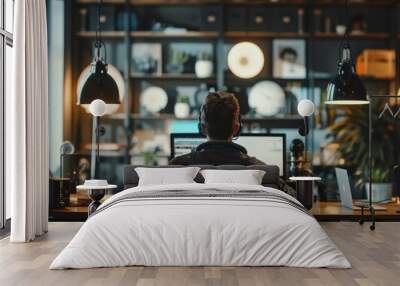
{"left": 248, "top": 81, "right": 285, "bottom": 116}
{"left": 140, "top": 86, "right": 168, "bottom": 113}
{"left": 227, "top": 42, "right": 264, "bottom": 79}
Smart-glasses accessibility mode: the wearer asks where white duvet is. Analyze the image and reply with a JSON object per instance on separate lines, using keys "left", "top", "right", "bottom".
{"left": 50, "top": 183, "right": 351, "bottom": 269}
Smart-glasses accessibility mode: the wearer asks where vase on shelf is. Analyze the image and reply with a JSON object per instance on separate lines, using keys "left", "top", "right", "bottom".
{"left": 195, "top": 52, "right": 213, "bottom": 78}
{"left": 174, "top": 94, "right": 191, "bottom": 118}
{"left": 195, "top": 60, "right": 213, "bottom": 78}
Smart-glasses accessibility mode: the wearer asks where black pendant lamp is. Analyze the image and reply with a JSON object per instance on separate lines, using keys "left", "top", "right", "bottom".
{"left": 78, "top": 0, "right": 120, "bottom": 105}
{"left": 325, "top": 0, "right": 369, "bottom": 105}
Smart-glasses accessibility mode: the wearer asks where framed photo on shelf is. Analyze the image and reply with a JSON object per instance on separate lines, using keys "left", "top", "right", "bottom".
{"left": 273, "top": 39, "right": 306, "bottom": 79}
{"left": 131, "top": 43, "right": 162, "bottom": 76}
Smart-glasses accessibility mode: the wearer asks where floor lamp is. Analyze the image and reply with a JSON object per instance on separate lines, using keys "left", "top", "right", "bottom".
{"left": 323, "top": 0, "right": 378, "bottom": 230}
{"left": 325, "top": 46, "right": 377, "bottom": 230}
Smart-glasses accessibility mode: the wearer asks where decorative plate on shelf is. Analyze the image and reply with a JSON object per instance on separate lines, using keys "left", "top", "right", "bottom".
{"left": 140, "top": 86, "right": 168, "bottom": 113}
{"left": 248, "top": 81, "right": 286, "bottom": 116}
{"left": 227, "top": 42, "right": 264, "bottom": 79}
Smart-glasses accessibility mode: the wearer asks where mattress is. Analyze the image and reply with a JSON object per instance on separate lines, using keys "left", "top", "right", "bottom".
{"left": 50, "top": 183, "right": 351, "bottom": 269}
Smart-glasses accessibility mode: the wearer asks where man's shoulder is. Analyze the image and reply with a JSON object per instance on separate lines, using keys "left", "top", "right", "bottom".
{"left": 244, "top": 155, "right": 266, "bottom": 166}
{"left": 168, "top": 153, "right": 195, "bottom": 165}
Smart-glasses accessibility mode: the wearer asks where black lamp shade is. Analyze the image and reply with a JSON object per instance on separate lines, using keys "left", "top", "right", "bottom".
{"left": 78, "top": 60, "right": 120, "bottom": 105}
{"left": 325, "top": 49, "right": 369, "bottom": 105}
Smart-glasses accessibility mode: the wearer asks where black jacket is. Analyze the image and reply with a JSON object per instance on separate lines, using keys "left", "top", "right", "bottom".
{"left": 169, "top": 141, "right": 265, "bottom": 166}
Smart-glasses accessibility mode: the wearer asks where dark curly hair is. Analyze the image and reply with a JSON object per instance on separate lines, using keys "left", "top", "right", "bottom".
{"left": 201, "top": 91, "right": 240, "bottom": 140}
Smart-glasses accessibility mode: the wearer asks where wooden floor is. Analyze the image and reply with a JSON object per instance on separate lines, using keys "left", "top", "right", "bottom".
{"left": 1, "top": 222, "right": 399, "bottom": 286}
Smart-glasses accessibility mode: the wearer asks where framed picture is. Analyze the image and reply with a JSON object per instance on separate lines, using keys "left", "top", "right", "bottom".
{"left": 273, "top": 39, "right": 306, "bottom": 79}
{"left": 131, "top": 43, "right": 162, "bottom": 75}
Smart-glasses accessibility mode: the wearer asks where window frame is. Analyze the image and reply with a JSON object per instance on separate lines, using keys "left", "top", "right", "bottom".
{"left": 0, "top": 0, "right": 13, "bottom": 231}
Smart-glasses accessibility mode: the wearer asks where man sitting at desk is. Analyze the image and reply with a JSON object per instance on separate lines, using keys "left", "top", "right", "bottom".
{"left": 169, "top": 91, "right": 265, "bottom": 166}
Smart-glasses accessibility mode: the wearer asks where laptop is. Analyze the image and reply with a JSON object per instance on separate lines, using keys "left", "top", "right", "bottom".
{"left": 335, "top": 168, "right": 387, "bottom": 211}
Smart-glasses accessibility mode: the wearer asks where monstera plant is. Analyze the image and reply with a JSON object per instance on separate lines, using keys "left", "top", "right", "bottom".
{"left": 327, "top": 101, "right": 400, "bottom": 189}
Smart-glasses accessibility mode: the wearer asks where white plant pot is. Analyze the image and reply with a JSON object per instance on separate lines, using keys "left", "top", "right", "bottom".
{"left": 195, "top": 60, "right": 213, "bottom": 78}
{"left": 365, "top": 183, "right": 392, "bottom": 203}
{"left": 174, "top": 102, "right": 190, "bottom": 118}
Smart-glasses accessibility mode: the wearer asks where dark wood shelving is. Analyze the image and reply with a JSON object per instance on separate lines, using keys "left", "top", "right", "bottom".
{"left": 77, "top": 31, "right": 218, "bottom": 39}
{"left": 77, "top": 0, "right": 125, "bottom": 3}
{"left": 130, "top": 73, "right": 216, "bottom": 80}
{"left": 107, "top": 113, "right": 302, "bottom": 123}
{"left": 76, "top": 31, "right": 126, "bottom": 38}
{"left": 313, "top": 32, "right": 390, "bottom": 40}
{"left": 314, "top": 76, "right": 395, "bottom": 82}
{"left": 225, "top": 31, "right": 310, "bottom": 39}
{"left": 76, "top": 0, "right": 395, "bottom": 5}
{"left": 131, "top": 31, "right": 218, "bottom": 38}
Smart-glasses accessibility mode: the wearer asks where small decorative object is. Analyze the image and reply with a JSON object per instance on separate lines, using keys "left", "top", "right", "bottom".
{"left": 324, "top": 16, "right": 332, "bottom": 33}
{"left": 79, "top": 8, "right": 88, "bottom": 31}
{"left": 313, "top": 9, "right": 322, "bottom": 33}
{"left": 59, "top": 141, "right": 75, "bottom": 179}
{"left": 116, "top": 10, "right": 138, "bottom": 31}
{"left": 289, "top": 139, "right": 306, "bottom": 177}
{"left": 166, "top": 51, "right": 189, "bottom": 74}
{"left": 273, "top": 39, "right": 306, "bottom": 79}
{"left": 131, "top": 43, "right": 162, "bottom": 75}
{"left": 167, "top": 43, "right": 213, "bottom": 74}
{"left": 176, "top": 86, "right": 198, "bottom": 112}
{"left": 248, "top": 81, "right": 285, "bottom": 116}
{"left": 88, "top": 5, "right": 115, "bottom": 31}
{"left": 356, "top": 49, "right": 396, "bottom": 80}
{"left": 201, "top": 6, "right": 222, "bottom": 30}
{"left": 227, "top": 42, "right": 264, "bottom": 79}
{"left": 392, "top": 165, "right": 400, "bottom": 204}
{"left": 195, "top": 52, "right": 213, "bottom": 78}
{"left": 297, "top": 8, "right": 304, "bottom": 34}
{"left": 140, "top": 86, "right": 168, "bottom": 114}
{"left": 365, "top": 169, "right": 392, "bottom": 203}
{"left": 174, "top": 95, "right": 191, "bottom": 118}
{"left": 194, "top": 83, "right": 209, "bottom": 110}
{"left": 49, "top": 178, "right": 71, "bottom": 208}
{"left": 336, "top": 25, "right": 346, "bottom": 35}
{"left": 350, "top": 14, "right": 367, "bottom": 34}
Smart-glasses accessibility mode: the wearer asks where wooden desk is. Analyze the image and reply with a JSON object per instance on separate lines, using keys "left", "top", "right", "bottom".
{"left": 312, "top": 201, "right": 400, "bottom": 221}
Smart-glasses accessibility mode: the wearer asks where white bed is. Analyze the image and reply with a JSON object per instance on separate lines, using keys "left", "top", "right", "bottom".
{"left": 50, "top": 183, "right": 351, "bottom": 269}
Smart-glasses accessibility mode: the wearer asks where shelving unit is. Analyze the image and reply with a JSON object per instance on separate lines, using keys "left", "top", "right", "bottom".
{"left": 60, "top": 0, "right": 400, "bottom": 219}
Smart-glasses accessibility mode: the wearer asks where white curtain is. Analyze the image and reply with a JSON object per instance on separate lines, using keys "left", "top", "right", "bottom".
{"left": 8, "top": 0, "right": 49, "bottom": 242}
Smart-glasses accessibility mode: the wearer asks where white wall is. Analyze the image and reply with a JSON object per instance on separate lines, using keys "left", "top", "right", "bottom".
{"left": 48, "top": 0, "right": 64, "bottom": 176}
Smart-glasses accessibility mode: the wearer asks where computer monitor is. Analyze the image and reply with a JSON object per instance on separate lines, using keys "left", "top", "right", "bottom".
{"left": 170, "top": 133, "right": 286, "bottom": 176}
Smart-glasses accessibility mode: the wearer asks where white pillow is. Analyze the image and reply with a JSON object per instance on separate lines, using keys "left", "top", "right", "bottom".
{"left": 200, "top": 169, "right": 266, "bottom": 185}
{"left": 135, "top": 167, "right": 200, "bottom": 186}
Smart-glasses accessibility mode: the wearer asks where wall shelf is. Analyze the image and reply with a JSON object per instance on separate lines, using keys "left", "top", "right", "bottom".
{"left": 130, "top": 73, "right": 216, "bottom": 80}
{"left": 224, "top": 32, "right": 310, "bottom": 39}
{"left": 131, "top": 31, "right": 218, "bottom": 38}
{"left": 77, "top": 31, "right": 125, "bottom": 38}
{"left": 313, "top": 32, "right": 390, "bottom": 40}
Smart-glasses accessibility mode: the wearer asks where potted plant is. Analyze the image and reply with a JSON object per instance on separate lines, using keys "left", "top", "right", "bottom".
{"left": 327, "top": 102, "right": 400, "bottom": 201}
{"left": 167, "top": 51, "right": 189, "bottom": 74}
{"left": 365, "top": 169, "right": 391, "bottom": 203}
{"left": 174, "top": 95, "right": 191, "bottom": 118}
{"left": 195, "top": 52, "right": 213, "bottom": 78}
